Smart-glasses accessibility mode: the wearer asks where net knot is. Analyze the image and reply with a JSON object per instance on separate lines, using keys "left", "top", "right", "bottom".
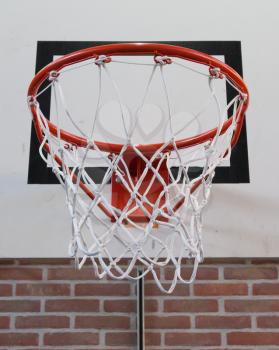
{"left": 94, "top": 55, "right": 111, "bottom": 65}
{"left": 93, "top": 189, "right": 101, "bottom": 198}
{"left": 239, "top": 92, "right": 248, "bottom": 102}
{"left": 154, "top": 55, "right": 172, "bottom": 65}
{"left": 152, "top": 208, "right": 161, "bottom": 219}
{"left": 27, "top": 96, "right": 38, "bottom": 107}
{"left": 130, "top": 192, "right": 137, "bottom": 200}
{"left": 86, "top": 140, "right": 95, "bottom": 149}
{"left": 48, "top": 70, "right": 60, "bottom": 81}
{"left": 64, "top": 143, "right": 75, "bottom": 151}
{"left": 209, "top": 67, "right": 224, "bottom": 79}
{"left": 130, "top": 242, "right": 142, "bottom": 254}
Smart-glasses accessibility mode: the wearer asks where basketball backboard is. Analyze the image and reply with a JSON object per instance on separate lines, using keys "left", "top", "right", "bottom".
{"left": 0, "top": 0, "right": 278, "bottom": 258}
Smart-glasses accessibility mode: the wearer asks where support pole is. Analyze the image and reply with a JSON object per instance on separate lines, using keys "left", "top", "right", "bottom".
{"left": 137, "top": 269, "right": 145, "bottom": 350}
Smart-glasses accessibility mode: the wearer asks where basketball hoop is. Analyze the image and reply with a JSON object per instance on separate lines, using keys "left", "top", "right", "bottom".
{"left": 27, "top": 43, "right": 249, "bottom": 293}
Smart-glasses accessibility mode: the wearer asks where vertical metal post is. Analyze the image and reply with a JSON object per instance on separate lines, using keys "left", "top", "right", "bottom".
{"left": 137, "top": 269, "right": 145, "bottom": 350}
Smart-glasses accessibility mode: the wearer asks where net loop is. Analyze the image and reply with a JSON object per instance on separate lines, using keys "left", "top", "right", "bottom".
{"left": 27, "top": 96, "right": 38, "bottom": 106}
{"left": 209, "top": 67, "right": 224, "bottom": 79}
{"left": 48, "top": 70, "right": 60, "bottom": 81}
{"left": 93, "top": 55, "right": 111, "bottom": 65}
{"left": 154, "top": 55, "right": 172, "bottom": 65}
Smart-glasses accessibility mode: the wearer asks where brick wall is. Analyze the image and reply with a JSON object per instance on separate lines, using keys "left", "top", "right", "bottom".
{"left": 0, "top": 258, "right": 278, "bottom": 349}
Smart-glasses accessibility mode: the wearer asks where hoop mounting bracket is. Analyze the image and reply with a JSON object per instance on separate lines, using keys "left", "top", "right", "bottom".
{"left": 111, "top": 152, "right": 169, "bottom": 223}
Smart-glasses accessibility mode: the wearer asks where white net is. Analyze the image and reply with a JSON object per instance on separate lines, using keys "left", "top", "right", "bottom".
{"left": 28, "top": 53, "right": 247, "bottom": 293}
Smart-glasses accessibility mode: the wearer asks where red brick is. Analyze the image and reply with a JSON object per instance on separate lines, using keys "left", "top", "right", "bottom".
{"left": 104, "top": 300, "right": 136, "bottom": 313}
{"left": 194, "top": 283, "right": 248, "bottom": 296}
{"left": 93, "top": 349, "right": 132, "bottom": 350}
{"left": 145, "top": 283, "right": 189, "bottom": 296}
{"left": 75, "top": 316, "right": 130, "bottom": 329}
{"left": 202, "top": 258, "right": 248, "bottom": 264}
{"left": 0, "top": 316, "right": 9, "bottom": 328}
{"left": 253, "top": 283, "right": 279, "bottom": 295}
{"left": 165, "top": 332, "right": 221, "bottom": 346}
{"left": 16, "top": 283, "right": 70, "bottom": 296}
{"left": 0, "top": 268, "right": 42, "bottom": 280}
{"left": 224, "top": 267, "right": 277, "bottom": 280}
{"left": 0, "top": 300, "right": 40, "bottom": 312}
{"left": 225, "top": 299, "right": 279, "bottom": 312}
{"left": 145, "top": 300, "right": 158, "bottom": 312}
{"left": 0, "top": 284, "right": 12, "bottom": 296}
{"left": 44, "top": 332, "right": 99, "bottom": 346}
{"left": 257, "top": 316, "right": 279, "bottom": 328}
{"left": 145, "top": 332, "right": 161, "bottom": 346}
{"left": 45, "top": 299, "right": 99, "bottom": 312}
{"left": 105, "top": 332, "right": 137, "bottom": 346}
{"left": 75, "top": 283, "right": 130, "bottom": 296}
{"left": 250, "top": 258, "right": 279, "bottom": 264}
{"left": 165, "top": 267, "right": 218, "bottom": 280}
{"left": 16, "top": 316, "right": 70, "bottom": 329}
{"left": 193, "top": 349, "right": 254, "bottom": 350}
{"left": 145, "top": 315, "right": 190, "bottom": 329}
{"left": 164, "top": 299, "right": 218, "bottom": 313}
{"left": 227, "top": 332, "right": 279, "bottom": 345}
{"left": 119, "top": 265, "right": 160, "bottom": 279}
{"left": 0, "top": 259, "right": 16, "bottom": 265}
{"left": 17, "top": 349, "right": 120, "bottom": 350}
{"left": 48, "top": 268, "right": 96, "bottom": 280}
{"left": 18, "top": 258, "right": 71, "bottom": 265}
{"left": 144, "top": 268, "right": 161, "bottom": 280}
{"left": 106, "top": 268, "right": 137, "bottom": 280}
{"left": 196, "top": 316, "right": 251, "bottom": 329}
{"left": 0, "top": 333, "right": 38, "bottom": 346}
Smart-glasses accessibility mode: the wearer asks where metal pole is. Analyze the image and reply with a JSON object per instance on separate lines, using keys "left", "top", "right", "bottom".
{"left": 137, "top": 269, "right": 145, "bottom": 350}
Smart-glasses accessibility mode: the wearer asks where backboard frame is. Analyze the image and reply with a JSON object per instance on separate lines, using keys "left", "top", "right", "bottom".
{"left": 27, "top": 41, "right": 250, "bottom": 185}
